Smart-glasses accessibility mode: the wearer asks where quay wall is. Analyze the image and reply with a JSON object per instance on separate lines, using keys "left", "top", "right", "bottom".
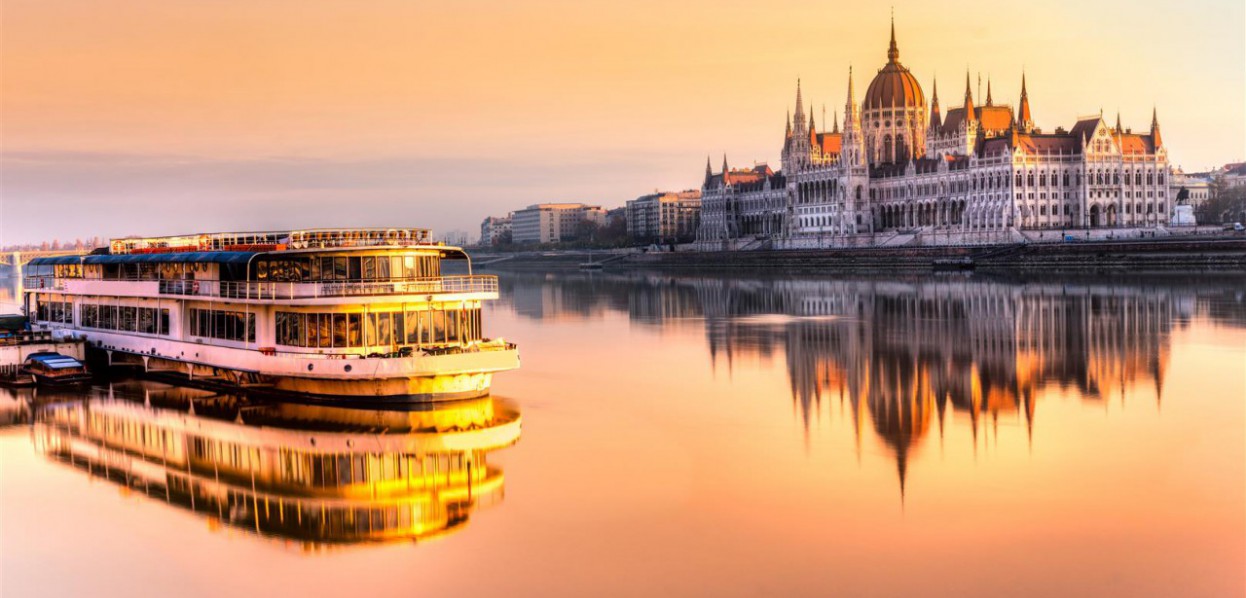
{"left": 626, "top": 238, "right": 1246, "bottom": 273}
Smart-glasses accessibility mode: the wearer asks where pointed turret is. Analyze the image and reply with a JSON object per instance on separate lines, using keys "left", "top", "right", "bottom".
{"left": 929, "top": 77, "right": 942, "bottom": 129}
{"left": 963, "top": 71, "right": 976, "bottom": 123}
{"left": 985, "top": 77, "right": 993, "bottom": 106}
{"left": 833, "top": 110, "right": 840, "bottom": 134}
{"left": 721, "top": 154, "right": 729, "bottom": 180}
{"left": 1151, "top": 107, "right": 1163, "bottom": 148}
{"left": 809, "top": 109, "right": 817, "bottom": 146}
{"left": 785, "top": 110, "right": 792, "bottom": 139}
{"left": 1018, "top": 71, "right": 1033, "bottom": 132}
{"left": 1115, "top": 111, "right": 1123, "bottom": 134}
{"left": 705, "top": 155, "right": 712, "bottom": 182}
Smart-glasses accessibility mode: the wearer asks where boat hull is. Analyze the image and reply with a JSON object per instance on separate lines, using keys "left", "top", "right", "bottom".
{"left": 81, "top": 331, "right": 519, "bottom": 401}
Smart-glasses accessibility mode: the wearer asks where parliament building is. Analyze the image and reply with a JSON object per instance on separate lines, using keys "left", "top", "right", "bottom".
{"left": 698, "top": 20, "right": 1173, "bottom": 249}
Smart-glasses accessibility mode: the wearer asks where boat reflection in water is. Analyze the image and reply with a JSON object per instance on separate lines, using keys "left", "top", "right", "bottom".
{"left": 32, "top": 382, "right": 521, "bottom": 548}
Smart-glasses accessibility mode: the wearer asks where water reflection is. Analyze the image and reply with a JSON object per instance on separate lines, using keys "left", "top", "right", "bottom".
{"left": 499, "top": 272, "right": 1246, "bottom": 494}
{"left": 23, "top": 383, "right": 521, "bottom": 548}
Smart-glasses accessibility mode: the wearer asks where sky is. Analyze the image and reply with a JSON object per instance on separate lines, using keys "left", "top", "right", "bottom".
{"left": 2, "top": 0, "right": 1244, "bottom": 245}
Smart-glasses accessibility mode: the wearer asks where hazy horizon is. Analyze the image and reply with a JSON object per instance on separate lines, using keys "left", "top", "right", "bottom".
{"left": 3, "top": 0, "right": 1244, "bottom": 245}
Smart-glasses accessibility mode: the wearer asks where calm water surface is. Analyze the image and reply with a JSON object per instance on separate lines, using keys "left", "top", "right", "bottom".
{"left": 2, "top": 271, "right": 1244, "bottom": 596}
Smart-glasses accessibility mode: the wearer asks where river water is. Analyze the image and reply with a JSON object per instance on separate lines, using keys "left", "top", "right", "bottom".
{"left": 2, "top": 270, "right": 1244, "bottom": 596}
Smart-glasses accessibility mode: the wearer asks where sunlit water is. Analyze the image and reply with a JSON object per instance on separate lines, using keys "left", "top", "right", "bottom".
{"left": 2, "top": 271, "right": 1244, "bottom": 597}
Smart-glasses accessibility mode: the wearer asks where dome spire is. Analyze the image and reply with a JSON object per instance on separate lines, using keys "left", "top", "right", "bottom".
{"left": 887, "top": 10, "right": 900, "bottom": 64}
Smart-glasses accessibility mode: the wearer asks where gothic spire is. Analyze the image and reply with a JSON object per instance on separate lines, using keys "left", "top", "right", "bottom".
{"left": 846, "top": 66, "right": 857, "bottom": 113}
{"left": 985, "top": 77, "right": 993, "bottom": 106}
{"left": 1151, "top": 106, "right": 1162, "bottom": 147}
{"left": 963, "top": 70, "right": 975, "bottom": 123}
{"left": 794, "top": 79, "right": 806, "bottom": 136}
{"left": 1114, "top": 111, "right": 1122, "bottom": 134}
{"left": 705, "top": 155, "right": 712, "bottom": 178}
{"left": 833, "top": 109, "right": 840, "bottom": 134}
{"left": 721, "top": 153, "right": 728, "bottom": 176}
{"left": 1018, "top": 71, "right": 1033, "bottom": 130}
{"left": 785, "top": 109, "right": 792, "bottom": 139}
{"left": 929, "top": 76, "right": 942, "bottom": 129}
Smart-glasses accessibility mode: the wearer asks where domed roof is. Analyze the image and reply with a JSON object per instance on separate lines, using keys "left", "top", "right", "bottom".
{"left": 863, "top": 23, "right": 926, "bottom": 111}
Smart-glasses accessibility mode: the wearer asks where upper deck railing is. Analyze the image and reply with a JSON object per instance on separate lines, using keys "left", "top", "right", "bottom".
{"left": 24, "top": 274, "right": 498, "bottom": 300}
{"left": 108, "top": 228, "right": 437, "bottom": 254}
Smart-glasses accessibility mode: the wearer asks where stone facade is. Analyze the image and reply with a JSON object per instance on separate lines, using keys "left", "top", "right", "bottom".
{"left": 626, "top": 190, "right": 701, "bottom": 243}
{"left": 512, "top": 203, "right": 607, "bottom": 244}
{"left": 697, "top": 19, "right": 1174, "bottom": 248}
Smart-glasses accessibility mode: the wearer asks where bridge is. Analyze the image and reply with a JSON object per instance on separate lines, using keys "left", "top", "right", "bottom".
{"left": 0, "top": 250, "right": 91, "bottom": 272}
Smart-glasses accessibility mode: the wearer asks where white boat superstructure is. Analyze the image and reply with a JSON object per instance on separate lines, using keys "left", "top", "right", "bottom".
{"left": 23, "top": 228, "right": 519, "bottom": 400}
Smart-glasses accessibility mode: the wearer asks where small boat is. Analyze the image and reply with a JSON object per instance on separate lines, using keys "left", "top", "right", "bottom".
{"left": 20, "top": 352, "right": 92, "bottom": 386}
{"left": 932, "top": 257, "right": 976, "bottom": 271}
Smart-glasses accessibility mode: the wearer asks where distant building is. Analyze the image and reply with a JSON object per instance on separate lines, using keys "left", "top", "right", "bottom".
{"left": 626, "top": 190, "right": 702, "bottom": 243}
{"left": 1170, "top": 169, "right": 1212, "bottom": 208}
{"left": 479, "top": 214, "right": 512, "bottom": 246}
{"left": 511, "top": 203, "right": 607, "bottom": 244}
{"left": 1223, "top": 162, "right": 1246, "bottom": 189}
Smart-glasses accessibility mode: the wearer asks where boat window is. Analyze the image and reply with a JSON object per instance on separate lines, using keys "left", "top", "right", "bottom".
{"left": 347, "top": 314, "right": 362, "bottom": 347}
{"left": 333, "top": 257, "right": 348, "bottom": 280}
{"left": 79, "top": 303, "right": 169, "bottom": 335}
{"left": 188, "top": 308, "right": 256, "bottom": 342}
{"left": 273, "top": 306, "right": 482, "bottom": 349}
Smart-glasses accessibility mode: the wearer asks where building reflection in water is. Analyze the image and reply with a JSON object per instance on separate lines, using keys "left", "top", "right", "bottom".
{"left": 500, "top": 271, "right": 1246, "bottom": 494}
{"left": 29, "top": 383, "right": 521, "bottom": 548}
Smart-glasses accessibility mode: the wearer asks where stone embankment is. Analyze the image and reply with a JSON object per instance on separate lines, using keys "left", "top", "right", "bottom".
{"left": 623, "top": 238, "right": 1246, "bottom": 272}
{"left": 468, "top": 238, "right": 1246, "bottom": 273}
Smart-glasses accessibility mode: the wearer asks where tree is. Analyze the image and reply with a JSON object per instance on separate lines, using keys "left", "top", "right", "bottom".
{"left": 573, "top": 220, "right": 601, "bottom": 243}
{"left": 1197, "top": 174, "right": 1246, "bottom": 224}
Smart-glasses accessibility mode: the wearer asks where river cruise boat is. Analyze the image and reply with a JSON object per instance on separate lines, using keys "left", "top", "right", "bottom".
{"left": 22, "top": 229, "right": 518, "bottom": 400}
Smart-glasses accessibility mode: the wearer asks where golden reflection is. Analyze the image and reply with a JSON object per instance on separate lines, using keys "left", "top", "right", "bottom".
{"left": 503, "top": 272, "right": 1246, "bottom": 496}
{"left": 31, "top": 383, "right": 521, "bottom": 548}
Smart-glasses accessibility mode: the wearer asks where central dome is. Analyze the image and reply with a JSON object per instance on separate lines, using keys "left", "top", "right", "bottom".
{"left": 863, "top": 23, "right": 926, "bottom": 111}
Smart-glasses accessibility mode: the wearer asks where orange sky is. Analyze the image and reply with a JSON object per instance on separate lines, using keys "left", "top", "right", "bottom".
{"left": 2, "top": 0, "right": 1243, "bottom": 244}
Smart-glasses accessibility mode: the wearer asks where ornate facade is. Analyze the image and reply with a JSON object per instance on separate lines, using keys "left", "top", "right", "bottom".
{"left": 697, "top": 19, "right": 1173, "bottom": 248}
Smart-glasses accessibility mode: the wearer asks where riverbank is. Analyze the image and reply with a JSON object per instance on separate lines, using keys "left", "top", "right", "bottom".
{"left": 471, "top": 237, "right": 1246, "bottom": 273}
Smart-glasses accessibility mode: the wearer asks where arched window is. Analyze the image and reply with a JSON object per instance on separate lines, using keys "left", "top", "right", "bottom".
{"left": 883, "top": 135, "right": 893, "bottom": 163}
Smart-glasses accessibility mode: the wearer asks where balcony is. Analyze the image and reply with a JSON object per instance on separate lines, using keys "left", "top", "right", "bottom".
{"left": 25, "top": 275, "right": 498, "bottom": 301}
{"left": 162, "top": 275, "right": 499, "bottom": 300}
